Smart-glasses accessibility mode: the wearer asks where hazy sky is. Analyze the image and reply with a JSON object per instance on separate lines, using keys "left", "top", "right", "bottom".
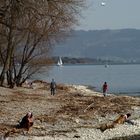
{"left": 76, "top": 0, "right": 140, "bottom": 30}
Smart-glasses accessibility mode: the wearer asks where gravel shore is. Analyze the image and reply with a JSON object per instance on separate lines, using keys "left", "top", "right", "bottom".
{"left": 0, "top": 81, "right": 140, "bottom": 140}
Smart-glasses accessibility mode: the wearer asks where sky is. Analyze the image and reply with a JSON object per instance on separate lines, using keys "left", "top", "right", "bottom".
{"left": 76, "top": 0, "right": 140, "bottom": 30}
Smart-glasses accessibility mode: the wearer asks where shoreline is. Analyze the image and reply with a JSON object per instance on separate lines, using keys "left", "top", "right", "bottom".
{"left": 85, "top": 84, "right": 140, "bottom": 97}
{"left": 0, "top": 82, "right": 140, "bottom": 140}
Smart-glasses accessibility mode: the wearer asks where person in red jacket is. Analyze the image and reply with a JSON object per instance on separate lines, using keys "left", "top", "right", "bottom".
{"left": 102, "top": 82, "right": 108, "bottom": 97}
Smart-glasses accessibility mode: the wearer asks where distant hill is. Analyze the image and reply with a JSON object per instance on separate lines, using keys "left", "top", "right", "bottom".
{"left": 52, "top": 29, "right": 140, "bottom": 62}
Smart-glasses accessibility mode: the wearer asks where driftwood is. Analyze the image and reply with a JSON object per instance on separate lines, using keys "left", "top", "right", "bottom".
{"left": 84, "top": 101, "right": 94, "bottom": 113}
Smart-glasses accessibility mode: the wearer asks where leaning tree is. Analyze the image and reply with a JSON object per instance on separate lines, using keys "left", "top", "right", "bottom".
{"left": 0, "top": 0, "right": 86, "bottom": 87}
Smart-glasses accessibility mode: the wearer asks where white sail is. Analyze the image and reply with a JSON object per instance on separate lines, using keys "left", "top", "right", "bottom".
{"left": 57, "top": 57, "right": 63, "bottom": 66}
{"left": 104, "top": 62, "right": 109, "bottom": 68}
{"left": 104, "top": 64, "right": 109, "bottom": 68}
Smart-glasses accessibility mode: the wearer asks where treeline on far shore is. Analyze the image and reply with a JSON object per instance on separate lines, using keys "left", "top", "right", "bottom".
{"left": 52, "top": 56, "right": 140, "bottom": 65}
{"left": 1, "top": 57, "right": 139, "bottom": 66}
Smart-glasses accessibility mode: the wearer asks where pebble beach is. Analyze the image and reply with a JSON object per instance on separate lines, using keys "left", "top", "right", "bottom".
{"left": 0, "top": 81, "right": 140, "bottom": 140}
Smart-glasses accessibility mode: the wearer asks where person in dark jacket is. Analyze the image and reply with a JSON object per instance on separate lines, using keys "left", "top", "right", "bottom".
{"left": 50, "top": 79, "right": 56, "bottom": 95}
{"left": 18, "top": 112, "right": 34, "bottom": 131}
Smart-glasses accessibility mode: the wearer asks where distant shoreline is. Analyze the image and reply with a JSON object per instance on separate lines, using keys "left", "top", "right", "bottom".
{"left": 52, "top": 56, "right": 140, "bottom": 66}
{"left": 82, "top": 84, "right": 140, "bottom": 97}
{"left": 52, "top": 63, "right": 140, "bottom": 66}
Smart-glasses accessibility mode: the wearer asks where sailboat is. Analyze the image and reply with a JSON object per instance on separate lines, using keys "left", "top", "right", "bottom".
{"left": 104, "top": 64, "right": 109, "bottom": 68}
{"left": 104, "top": 62, "right": 109, "bottom": 68}
{"left": 57, "top": 57, "right": 63, "bottom": 66}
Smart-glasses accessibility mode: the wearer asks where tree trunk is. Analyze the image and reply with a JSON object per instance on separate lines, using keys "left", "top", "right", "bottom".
{"left": 0, "top": 50, "right": 11, "bottom": 86}
{"left": 14, "top": 64, "right": 25, "bottom": 86}
{"left": 0, "top": 22, "right": 14, "bottom": 86}
{"left": 6, "top": 70, "right": 15, "bottom": 88}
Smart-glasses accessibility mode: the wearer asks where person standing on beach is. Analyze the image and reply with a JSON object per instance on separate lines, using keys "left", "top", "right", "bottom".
{"left": 102, "top": 82, "right": 108, "bottom": 97}
{"left": 50, "top": 79, "right": 56, "bottom": 95}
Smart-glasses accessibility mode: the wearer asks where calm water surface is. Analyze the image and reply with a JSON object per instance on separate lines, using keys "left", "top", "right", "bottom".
{"left": 34, "top": 64, "right": 140, "bottom": 96}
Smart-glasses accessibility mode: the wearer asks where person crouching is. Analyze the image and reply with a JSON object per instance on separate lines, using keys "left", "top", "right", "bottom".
{"left": 113, "top": 113, "right": 131, "bottom": 125}
{"left": 17, "top": 112, "right": 34, "bottom": 131}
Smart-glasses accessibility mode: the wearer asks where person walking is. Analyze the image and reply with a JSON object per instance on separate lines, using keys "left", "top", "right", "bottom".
{"left": 102, "top": 82, "right": 108, "bottom": 97}
{"left": 50, "top": 79, "right": 56, "bottom": 95}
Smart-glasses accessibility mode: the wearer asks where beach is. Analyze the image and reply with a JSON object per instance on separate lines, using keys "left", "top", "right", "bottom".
{"left": 0, "top": 81, "right": 140, "bottom": 140}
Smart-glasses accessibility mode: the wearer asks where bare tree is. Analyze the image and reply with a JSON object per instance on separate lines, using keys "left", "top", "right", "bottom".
{"left": 0, "top": 0, "right": 86, "bottom": 87}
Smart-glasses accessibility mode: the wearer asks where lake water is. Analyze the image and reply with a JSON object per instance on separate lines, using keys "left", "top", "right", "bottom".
{"left": 34, "top": 64, "right": 140, "bottom": 96}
